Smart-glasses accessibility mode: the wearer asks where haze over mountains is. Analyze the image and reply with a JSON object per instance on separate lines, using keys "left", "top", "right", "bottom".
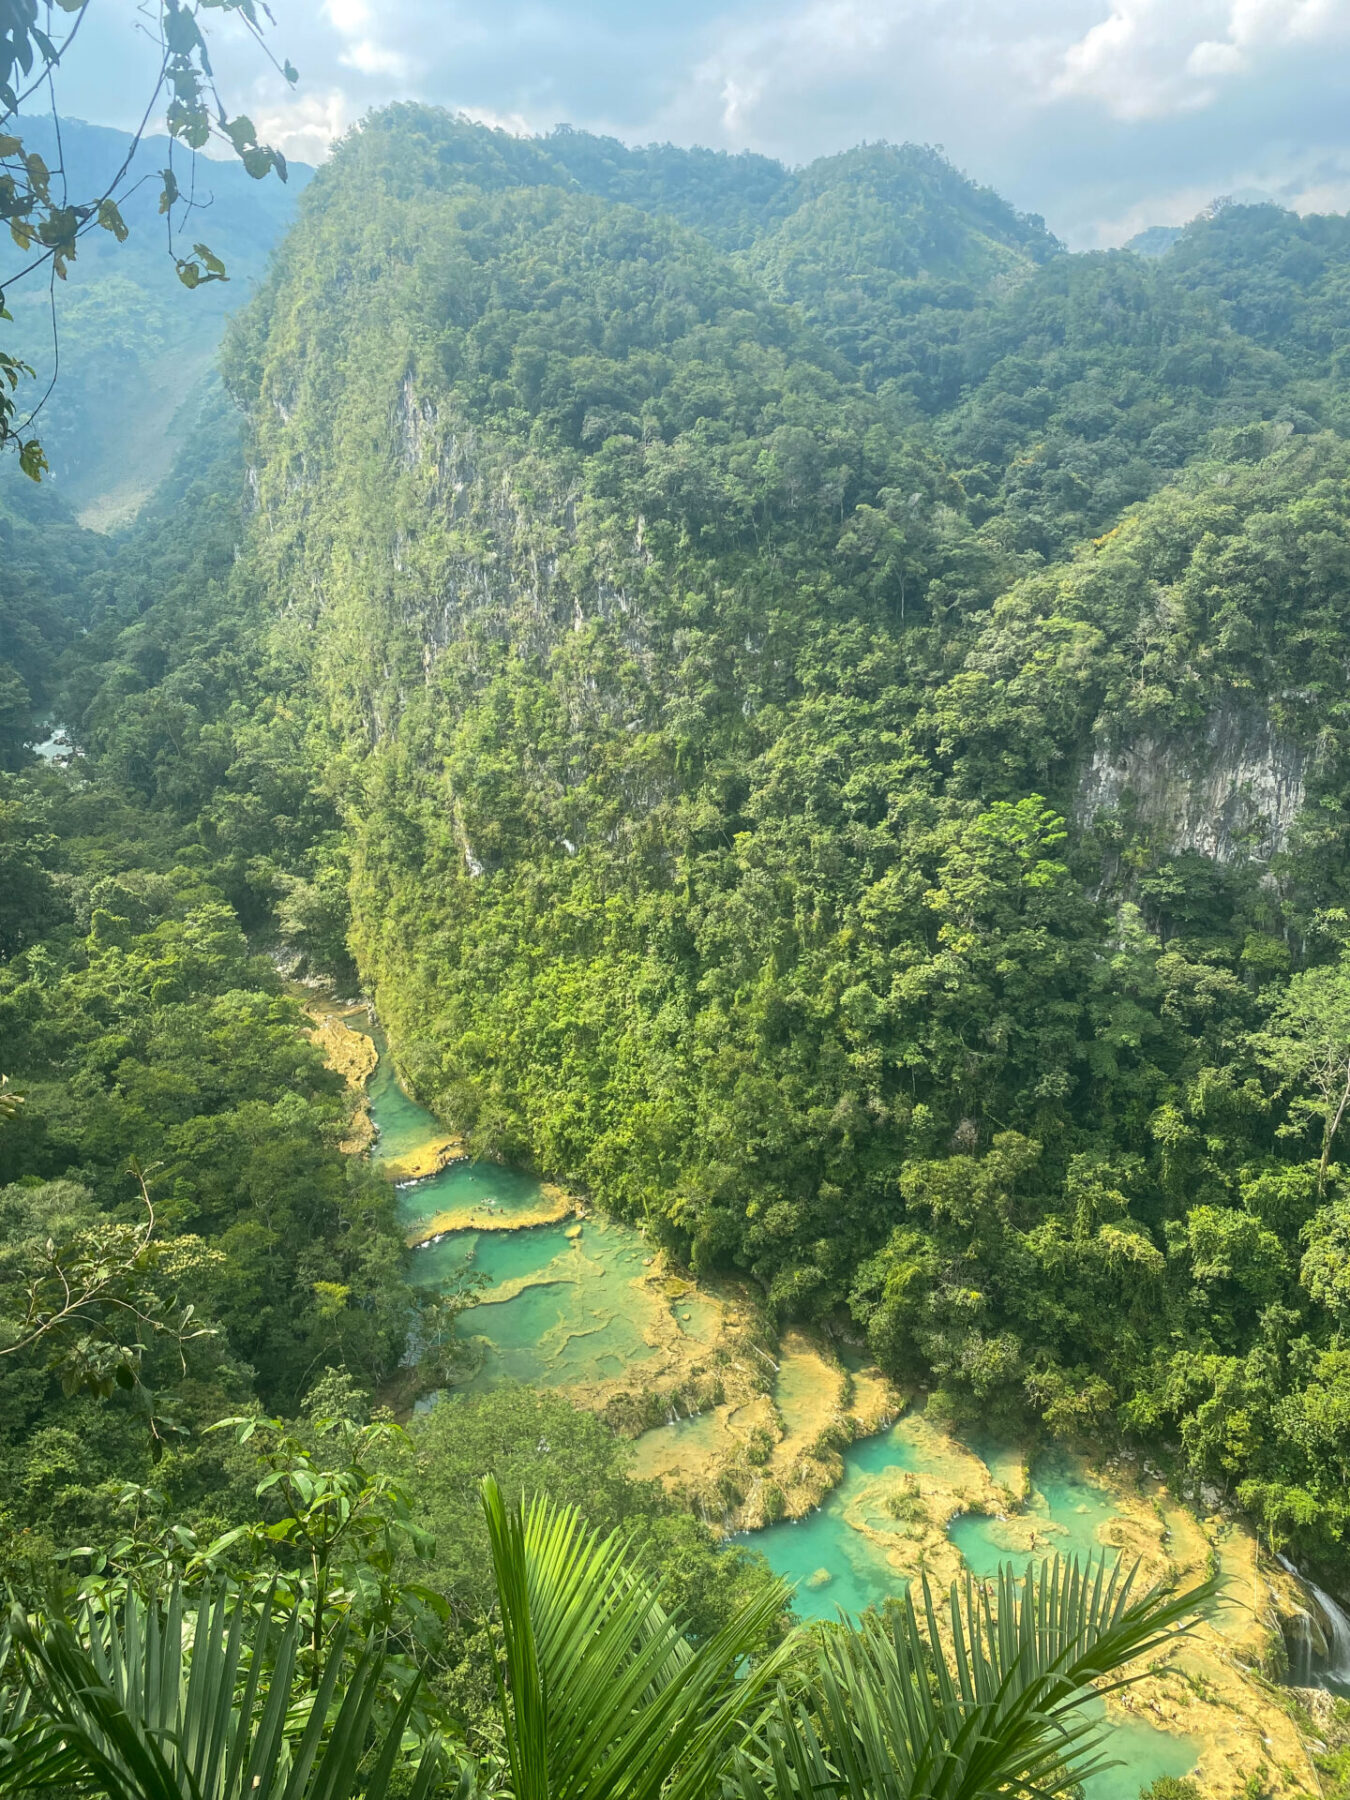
{"left": 2, "top": 117, "right": 311, "bottom": 526}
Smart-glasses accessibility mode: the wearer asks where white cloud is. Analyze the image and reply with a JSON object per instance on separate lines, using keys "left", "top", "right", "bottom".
{"left": 321, "top": 0, "right": 410, "bottom": 82}
{"left": 659, "top": 0, "right": 1069, "bottom": 159}
{"left": 1050, "top": 0, "right": 1350, "bottom": 121}
{"left": 456, "top": 104, "right": 536, "bottom": 136}
{"left": 250, "top": 88, "right": 356, "bottom": 165}
{"left": 323, "top": 0, "right": 373, "bottom": 32}
{"left": 339, "top": 39, "right": 410, "bottom": 78}
{"left": 55, "top": 0, "right": 1350, "bottom": 249}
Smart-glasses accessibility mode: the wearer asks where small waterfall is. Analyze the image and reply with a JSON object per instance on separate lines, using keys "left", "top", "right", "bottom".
{"left": 1308, "top": 1580, "right": 1350, "bottom": 1684}
{"left": 1278, "top": 1553, "right": 1350, "bottom": 1688}
{"left": 1287, "top": 1608, "right": 1316, "bottom": 1687}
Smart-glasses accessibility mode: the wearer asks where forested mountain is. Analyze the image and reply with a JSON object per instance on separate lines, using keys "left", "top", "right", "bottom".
{"left": 5, "top": 108, "right": 1350, "bottom": 1610}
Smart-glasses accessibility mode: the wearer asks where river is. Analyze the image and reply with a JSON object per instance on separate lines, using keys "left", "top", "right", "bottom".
{"left": 334, "top": 1014, "right": 1321, "bottom": 1800}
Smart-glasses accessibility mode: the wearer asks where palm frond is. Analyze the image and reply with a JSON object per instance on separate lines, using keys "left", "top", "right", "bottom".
{"left": 1, "top": 1586, "right": 448, "bottom": 1800}
{"left": 0, "top": 1612, "right": 78, "bottom": 1793}
{"left": 481, "top": 1474, "right": 794, "bottom": 1800}
{"left": 726, "top": 1553, "right": 1216, "bottom": 1800}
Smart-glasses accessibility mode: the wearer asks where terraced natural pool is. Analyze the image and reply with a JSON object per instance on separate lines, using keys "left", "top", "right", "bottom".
{"left": 365, "top": 1034, "right": 1208, "bottom": 1800}
{"left": 414, "top": 1218, "right": 679, "bottom": 1390}
{"left": 749, "top": 1423, "right": 1201, "bottom": 1800}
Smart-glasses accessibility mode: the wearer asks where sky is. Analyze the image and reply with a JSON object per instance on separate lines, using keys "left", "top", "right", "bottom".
{"left": 54, "top": 0, "right": 1350, "bottom": 248}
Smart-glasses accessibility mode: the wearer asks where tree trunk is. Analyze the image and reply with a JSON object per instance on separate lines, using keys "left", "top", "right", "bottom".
{"left": 1318, "top": 1060, "right": 1350, "bottom": 1195}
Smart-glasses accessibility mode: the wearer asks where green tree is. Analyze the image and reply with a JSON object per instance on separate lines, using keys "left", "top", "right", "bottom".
{"left": 1260, "top": 945, "right": 1350, "bottom": 1192}
{"left": 203, "top": 1390, "right": 437, "bottom": 1669}
{"left": 0, "top": 1168, "right": 218, "bottom": 1449}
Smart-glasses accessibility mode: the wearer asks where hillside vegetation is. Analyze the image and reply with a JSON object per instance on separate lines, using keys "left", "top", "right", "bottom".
{"left": 5, "top": 110, "right": 1350, "bottom": 1597}
{"left": 210, "top": 111, "right": 1350, "bottom": 1568}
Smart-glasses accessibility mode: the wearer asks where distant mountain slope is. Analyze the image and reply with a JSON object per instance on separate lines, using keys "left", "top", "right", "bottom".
{"left": 929, "top": 204, "right": 1350, "bottom": 554}
{"left": 1, "top": 116, "right": 310, "bottom": 526}
{"left": 743, "top": 142, "right": 1060, "bottom": 387}
{"left": 1123, "top": 224, "right": 1183, "bottom": 256}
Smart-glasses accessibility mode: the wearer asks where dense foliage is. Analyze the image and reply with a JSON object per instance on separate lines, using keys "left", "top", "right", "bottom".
{"left": 224, "top": 111, "right": 1350, "bottom": 1576}
{"left": 0, "top": 373, "right": 783, "bottom": 1730}
{"left": 2, "top": 1490, "right": 1209, "bottom": 1800}
{"left": 6, "top": 104, "right": 1350, "bottom": 1639}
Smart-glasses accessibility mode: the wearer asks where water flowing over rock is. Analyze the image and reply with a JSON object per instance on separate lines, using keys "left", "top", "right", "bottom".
{"left": 1309, "top": 1579, "right": 1350, "bottom": 1686}
{"left": 1277, "top": 1554, "right": 1350, "bottom": 1689}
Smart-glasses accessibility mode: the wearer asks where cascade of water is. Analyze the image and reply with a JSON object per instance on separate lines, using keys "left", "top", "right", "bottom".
{"left": 1277, "top": 1553, "right": 1350, "bottom": 1687}
{"left": 1287, "top": 1609, "right": 1316, "bottom": 1686}
{"left": 1308, "top": 1581, "right": 1350, "bottom": 1683}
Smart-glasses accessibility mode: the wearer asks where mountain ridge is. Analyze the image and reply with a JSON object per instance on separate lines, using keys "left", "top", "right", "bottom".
{"left": 17, "top": 105, "right": 1350, "bottom": 1573}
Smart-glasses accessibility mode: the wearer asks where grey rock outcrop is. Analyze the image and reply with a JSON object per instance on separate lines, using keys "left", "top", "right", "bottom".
{"left": 1076, "top": 702, "right": 1308, "bottom": 865}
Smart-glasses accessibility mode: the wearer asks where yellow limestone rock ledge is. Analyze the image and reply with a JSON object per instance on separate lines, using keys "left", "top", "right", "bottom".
{"left": 628, "top": 1326, "right": 903, "bottom": 1534}
{"left": 632, "top": 1375, "right": 1321, "bottom": 1798}
{"left": 405, "top": 1182, "right": 579, "bottom": 1246}
{"left": 381, "top": 1136, "right": 469, "bottom": 1185}
{"left": 300, "top": 995, "right": 378, "bottom": 1154}
{"left": 798, "top": 1417, "right": 1318, "bottom": 1800}
{"left": 296, "top": 989, "right": 466, "bottom": 1179}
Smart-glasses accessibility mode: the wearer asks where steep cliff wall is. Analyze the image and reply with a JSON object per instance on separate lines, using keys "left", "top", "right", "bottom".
{"left": 1077, "top": 702, "right": 1310, "bottom": 867}
{"left": 221, "top": 110, "right": 1350, "bottom": 1580}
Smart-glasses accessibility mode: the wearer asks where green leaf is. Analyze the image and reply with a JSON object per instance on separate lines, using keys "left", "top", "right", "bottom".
{"left": 97, "top": 198, "right": 129, "bottom": 243}
{"left": 727, "top": 1555, "right": 1217, "bottom": 1800}
{"left": 2, "top": 1586, "right": 447, "bottom": 1800}
{"left": 223, "top": 114, "right": 258, "bottom": 153}
{"left": 163, "top": 6, "right": 205, "bottom": 56}
{"left": 481, "top": 1476, "right": 794, "bottom": 1800}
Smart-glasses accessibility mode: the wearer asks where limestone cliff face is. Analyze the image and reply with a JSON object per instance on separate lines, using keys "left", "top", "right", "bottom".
{"left": 1076, "top": 701, "right": 1309, "bottom": 867}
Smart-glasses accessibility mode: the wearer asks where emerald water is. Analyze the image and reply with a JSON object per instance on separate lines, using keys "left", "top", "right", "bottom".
{"left": 370, "top": 1047, "right": 1198, "bottom": 1798}
{"left": 950, "top": 1449, "right": 1122, "bottom": 1577}
{"left": 748, "top": 1426, "right": 1199, "bottom": 1800}
{"left": 368, "top": 1032, "right": 442, "bottom": 1165}
{"left": 414, "top": 1219, "right": 669, "bottom": 1390}
{"left": 371, "top": 1041, "right": 668, "bottom": 1389}
{"left": 749, "top": 1423, "right": 929, "bottom": 1620}
{"left": 403, "top": 1159, "right": 557, "bottom": 1235}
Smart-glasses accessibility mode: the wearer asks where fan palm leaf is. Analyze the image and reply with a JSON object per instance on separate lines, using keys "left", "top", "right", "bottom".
{"left": 0, "top": 1585, "right": 447, "bottom": 1800}
{"left": 481, "top": 1474, "right": 794, "bottom": 1800}
{"left": 726, "top": 1554, "right": 1217, "bottom": 1800}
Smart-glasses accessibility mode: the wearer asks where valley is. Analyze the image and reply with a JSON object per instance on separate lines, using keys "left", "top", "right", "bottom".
{"left": 7, "top": 97, "right": 1350, "bottom": 1800}
{"left": 317, "top": 997, "right": 1337, "bottom": 1800}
